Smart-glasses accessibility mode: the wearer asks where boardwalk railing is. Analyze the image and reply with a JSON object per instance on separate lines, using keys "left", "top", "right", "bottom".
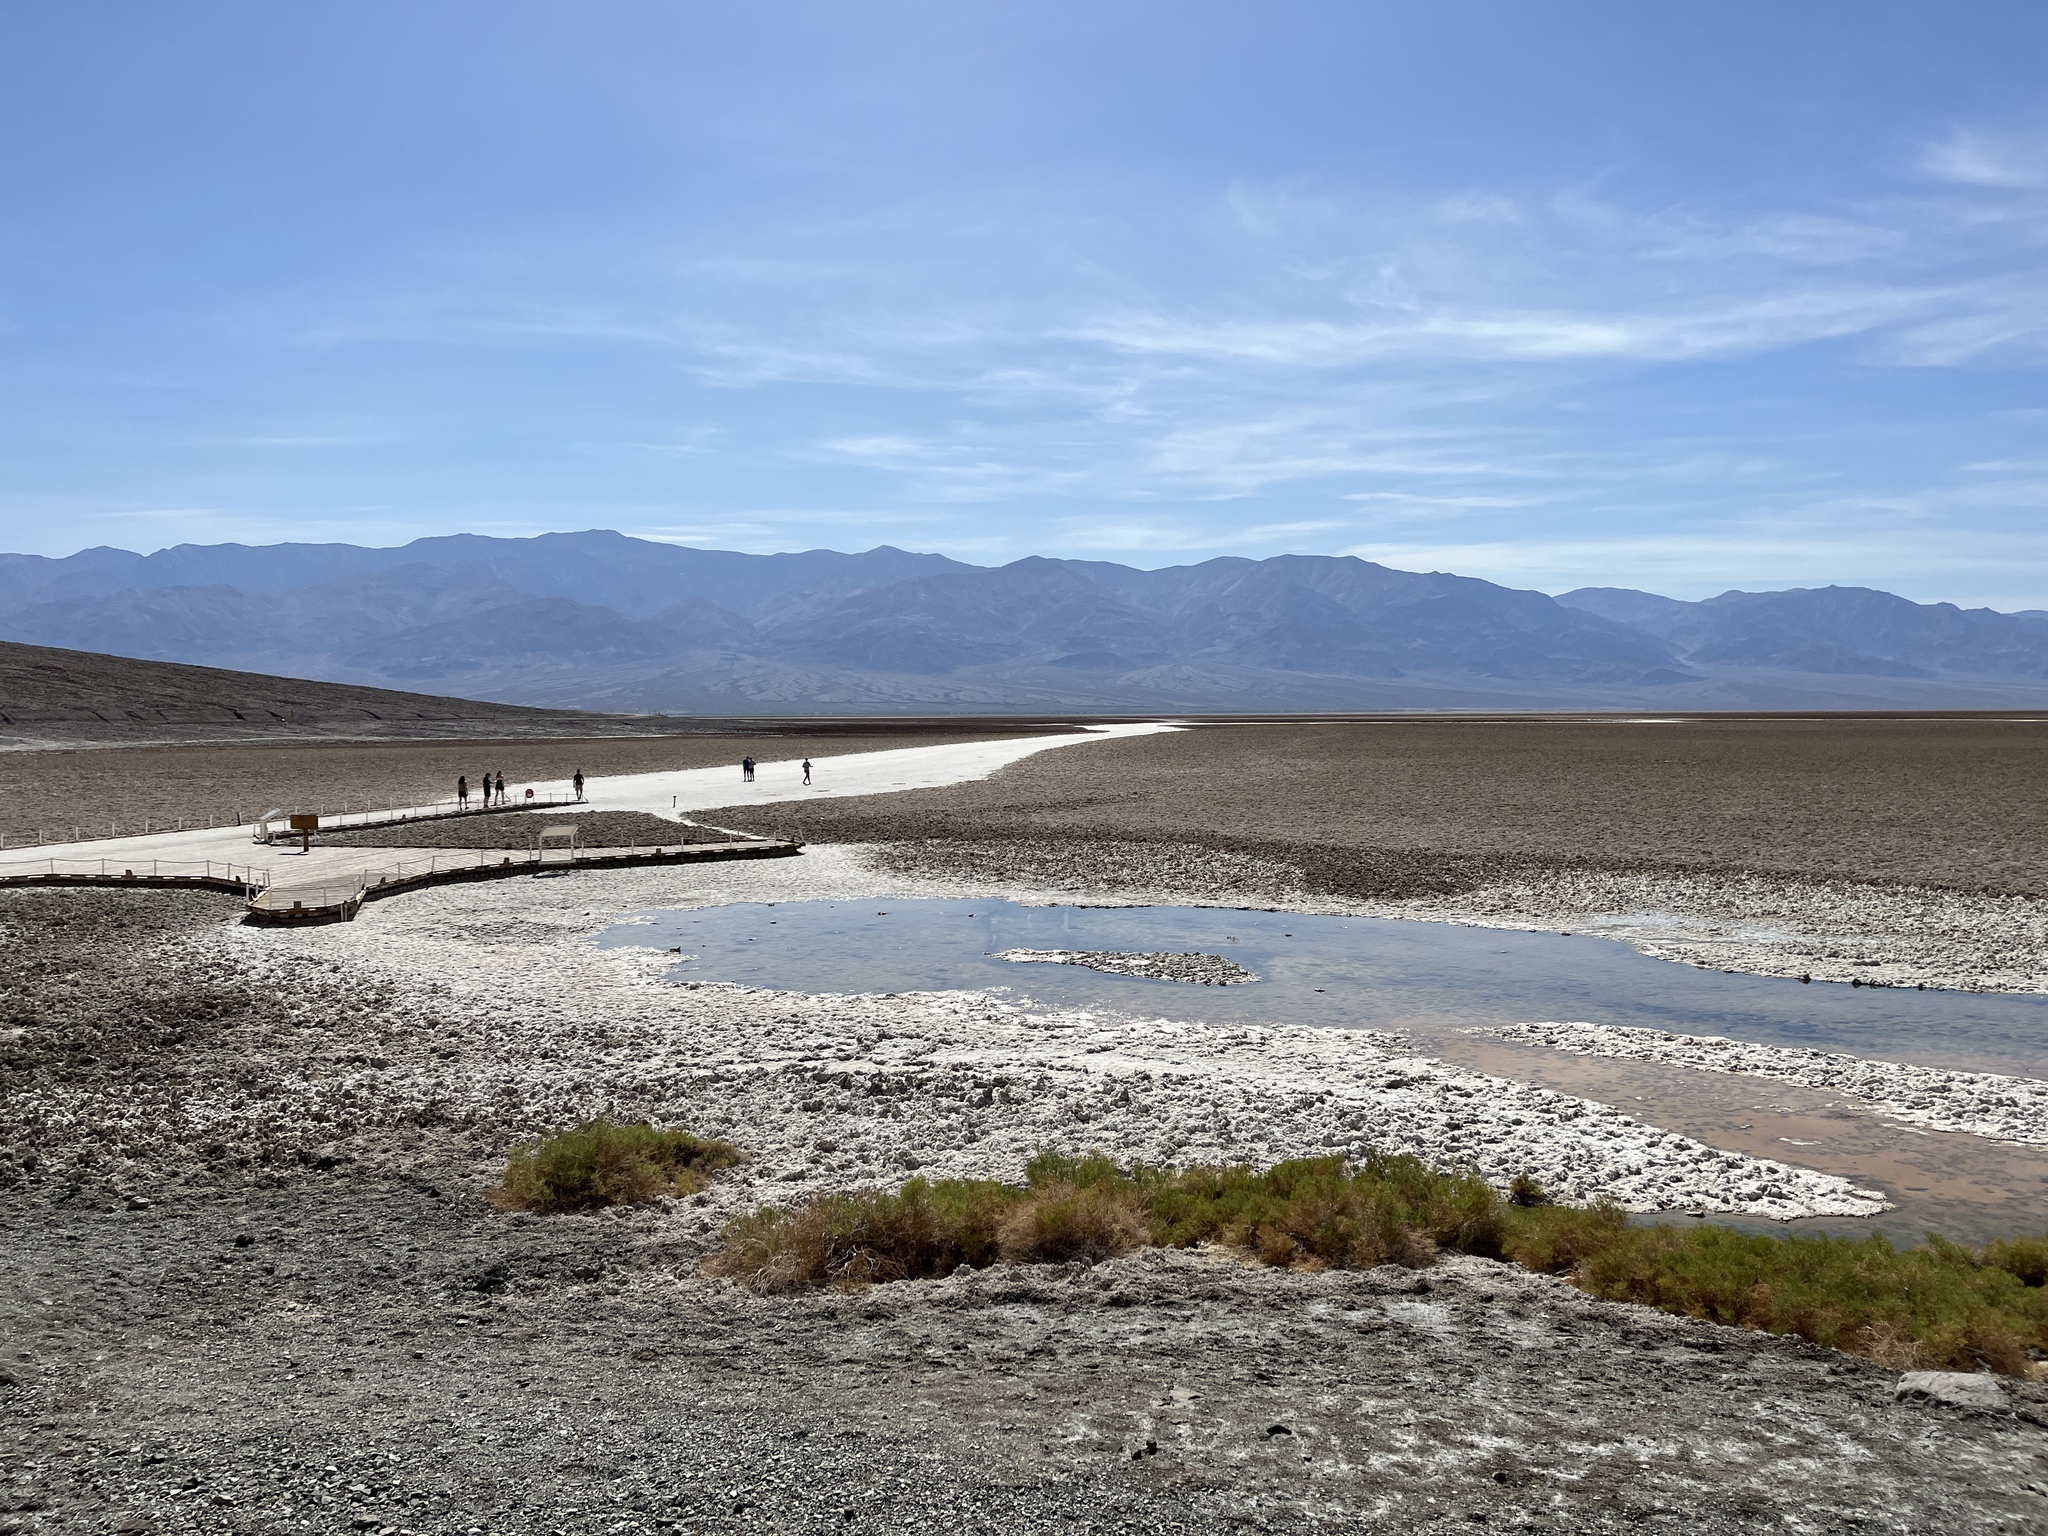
{"left": 1, "top": 791, "right": 591, "bottom": 850}
{"left": 0, "top": 856, "right": 270, "bottom": 893}
{"left": 250, "top": 793, "right": 586, "bottom": 843}
{"left": 0, "top": 839, "right": 801, "bottom": 924}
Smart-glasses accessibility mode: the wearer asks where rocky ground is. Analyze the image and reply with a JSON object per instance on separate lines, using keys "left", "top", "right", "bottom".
{"left": 10, "top": 872, "right": 2048, "bottom": 1534}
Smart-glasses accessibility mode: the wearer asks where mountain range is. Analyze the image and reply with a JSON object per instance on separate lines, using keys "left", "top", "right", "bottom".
{"left": 3, "top": 530, "right": 2047, "bottom": 713}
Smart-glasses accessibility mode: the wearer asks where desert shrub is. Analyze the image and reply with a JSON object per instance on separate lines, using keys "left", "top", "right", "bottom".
{"left": 1984, "top": 1234, "right": 2048, "bottom": 1288}
{"left": 489, "top": 1118, "right": 745, "bottom": 1213}
{"left": 1561, "top": 1223, "right": 2048, "bottom": 1375}
{"left": 997, "top": 1183, "right": 1147, "bottom": 1264}
{"left": 1502, "top": 1199, "right": 1630, "bottom": 1273}
{"left": 701, "top": 1148, "right": 2048, "bottom": 1376}
{"left": 1508, "top": 1173, "right": 1549, "bottom": 1207}
{"left": 1024, "top": 1148, "right": 1130, "bottom": 1190}
{"left": 1142, "top": 1154, "right": 1504, "bottom": 1268}
{"left": 706, "top": 1177, "right": 1027, "bottom": 1293}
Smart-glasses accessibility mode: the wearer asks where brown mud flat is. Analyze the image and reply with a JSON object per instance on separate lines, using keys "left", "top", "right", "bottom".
{"left": 0, "top": 721, "right": 1078, "bottom": 846}
{"left": 5, "top": 887, "right": 2046, "bottom": 1535}
{"left": 705, "top": 716, "right": 2048, "bottom": 899}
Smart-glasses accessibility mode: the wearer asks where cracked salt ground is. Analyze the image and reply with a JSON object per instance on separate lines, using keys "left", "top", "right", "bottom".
{"left": 65, "top": 872, "right": 1877, "bottom": 1222}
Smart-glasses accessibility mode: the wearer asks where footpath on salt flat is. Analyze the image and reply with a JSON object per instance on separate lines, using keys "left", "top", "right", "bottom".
{"left": 0, "top": 721, "right": 1181, "bottom": 888}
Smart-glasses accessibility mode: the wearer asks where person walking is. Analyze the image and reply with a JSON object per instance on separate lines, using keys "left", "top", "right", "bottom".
{"left": 573, "top": 768, "right": 585, "bottom": 800}
{"left": 457, "top": 774, "right": 469, "bottom": 809}
{"left": 802, "top": 757, "right": 812, "bottom": 786}
{"left": 741, "top": 755, "right": 755, "bottom": 783}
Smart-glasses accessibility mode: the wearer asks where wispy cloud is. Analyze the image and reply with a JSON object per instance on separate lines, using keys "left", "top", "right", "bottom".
{"left": 1920, "top": 128, "right": 2048, "bottom": 189}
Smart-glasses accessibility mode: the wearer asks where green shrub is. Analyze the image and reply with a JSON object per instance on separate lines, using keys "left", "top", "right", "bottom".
{"left": 997, "top": 1183, "right": 1147, "bottom": 1264}
{"left": 1563, "top": 1223, "right": 2048, "bottom": 1374}
{"left": 489, "top": 1118, "right": 746, "bottom": 1213}
{"left": 704, "top": 1148, "right": 2048, "bottom": 1376}
{"left": 1141, "top": 1153, "right": 1505, "bottom": 1267}
{"left": 1509, "top": 1173, "right": 1549, "bottom": 1207}
{"left": 705, "top": 1176, "right": 1025, "bottom": 1293}
{"left": 1984, "top": 1234, "right": 2048, "bottom": 1288}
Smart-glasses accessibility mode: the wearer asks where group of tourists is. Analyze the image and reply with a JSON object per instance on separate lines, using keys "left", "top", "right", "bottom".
{"left": 455, "top": 767, "right": 586, "bottom": 809}
{"left": 740, "top": 755, "right": 813, "bottom": 785}
{"left": 457, "top": 771, "right": 502, "bottom": 809}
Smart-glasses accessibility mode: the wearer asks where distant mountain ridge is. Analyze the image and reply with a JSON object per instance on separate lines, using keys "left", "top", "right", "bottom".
{"left": 3, "top": 530, "right": 2046, "bottom": 712}
{"left": 1556, "top": 585, "right": 2048, "bottom": 680}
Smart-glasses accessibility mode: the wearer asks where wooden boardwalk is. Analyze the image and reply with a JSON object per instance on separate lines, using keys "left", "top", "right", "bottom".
{"left": 244, "top": 838, "right": 802, "bottom": 923}
{"left": 0, "top": 839, "right": 802, "bottom": 925}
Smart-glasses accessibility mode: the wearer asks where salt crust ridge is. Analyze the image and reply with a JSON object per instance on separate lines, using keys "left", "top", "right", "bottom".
{"left": 1475, "top": 1021, "right": 2048, "bottom": 1147}
{"left": 996, "top": 949, "right": 1257, "bottom": 986}
{"left": 0, "top": 847, "right": 1885, "bottom": 1221}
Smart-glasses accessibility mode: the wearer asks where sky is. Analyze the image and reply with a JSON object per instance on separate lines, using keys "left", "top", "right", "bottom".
{"left": 1, "top": 3, "right": 2046, "bottom": 606}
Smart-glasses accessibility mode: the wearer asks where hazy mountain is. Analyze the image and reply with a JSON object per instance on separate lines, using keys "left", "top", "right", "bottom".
{"left": 0, "top": 532, "right": 972, "bottom": 622}
{"left": 5, "top": 531, "right": 2048, "bottom": 713}
{"left": 1556, "top": 585, "right": 2048, "bottom": 680}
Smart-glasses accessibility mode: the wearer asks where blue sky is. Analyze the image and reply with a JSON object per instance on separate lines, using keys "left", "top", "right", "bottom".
{"left": 2, "top": 3, "right": 2045, "bottom": 605}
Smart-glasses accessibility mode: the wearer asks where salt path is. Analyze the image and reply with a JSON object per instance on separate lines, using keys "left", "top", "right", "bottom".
{"left": 0, "top": 722, "right": 1181, "bottom": 887}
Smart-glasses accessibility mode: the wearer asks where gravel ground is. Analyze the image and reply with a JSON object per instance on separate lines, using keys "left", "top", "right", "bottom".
{"left": 998, "top": 950, "right": 1259, "bottom": 986}
{"left": 319, "top": 810, "right": 740, "bottom": 851}
{"left": 7, "top": 884, "right": 2048, "bottom": 1535}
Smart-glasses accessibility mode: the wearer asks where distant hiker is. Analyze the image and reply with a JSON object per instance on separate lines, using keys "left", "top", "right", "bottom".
{"left": 477, "top": 771, "right": 490, "bottom": 808}
{"left": 457, "top": 775, "right": 469, "bottom": 808}
{"left": 802, "top": 758, "right": 812, "bottom": 786}
{"left": 495, "top": 771, "right": 506, "bottom": 802}
{"left": 573, "top": 768, "right": 585, "bottom": 800}
{"left": 742, "top": 755, "right": 755, "bottom": 783}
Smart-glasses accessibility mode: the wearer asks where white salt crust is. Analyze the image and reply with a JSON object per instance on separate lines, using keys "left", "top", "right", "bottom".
{"left": 0, "top": 848, "right": 1889, "bottom": 1221}
{"left": 1474, "top": 1022, "right": 2048, "bottom": 1147}
{"left": 996, "top": 950, "right": 1257, "bottom": 986}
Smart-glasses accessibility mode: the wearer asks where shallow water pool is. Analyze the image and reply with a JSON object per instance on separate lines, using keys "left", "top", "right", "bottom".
{"left": 596, "top": 898, "right": 2048, "bottom": 1241}
{"left": 600, "top": 897, "right": 2048, "bottom": 1077}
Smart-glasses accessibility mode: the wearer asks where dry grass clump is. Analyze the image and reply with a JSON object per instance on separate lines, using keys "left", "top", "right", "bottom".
{"left": 705, "top": 1177, "right": 1026, "bottom": 1293}
{"left": 1533, "top": 1219, "right": 2048, "bottom": 1375}
{"left": 489, "top": 1118, "right": 746, "bottom": 1213}
{"left": 1142, "top": 1153, "right": 1504, "bottom": 1269}
{"left": 707, "top": 1148, "right": 2048, "bottom": 1376}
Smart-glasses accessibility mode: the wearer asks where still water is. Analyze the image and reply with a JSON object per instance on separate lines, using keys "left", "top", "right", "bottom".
{"left": 597, "top": 898, "right": 2048, "bottom": 1240}
{"left": 599, "top": 897, "right": 2048, "bottom": 1078}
